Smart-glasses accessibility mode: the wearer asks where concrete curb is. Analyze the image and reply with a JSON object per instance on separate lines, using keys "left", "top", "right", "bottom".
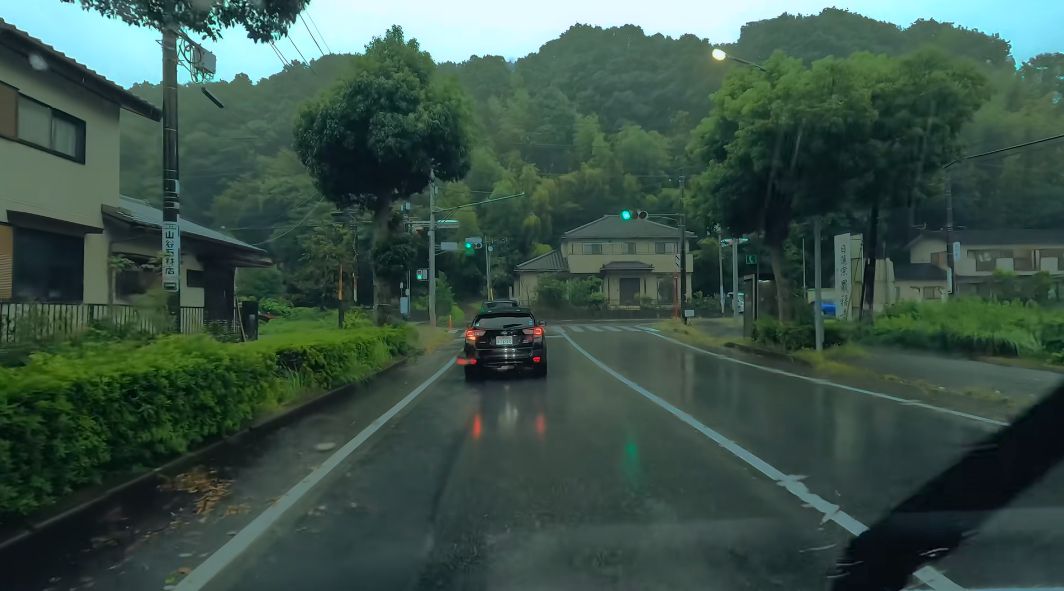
{"left": 722, "top": 341, "right": 812, "bottom": 366}
{"left": 0, "top": 354, "right": 412, "bottom": 553}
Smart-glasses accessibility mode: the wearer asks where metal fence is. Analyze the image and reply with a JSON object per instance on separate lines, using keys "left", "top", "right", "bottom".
{"left": 0, "top": 302, "right": 237, "bottom": 345}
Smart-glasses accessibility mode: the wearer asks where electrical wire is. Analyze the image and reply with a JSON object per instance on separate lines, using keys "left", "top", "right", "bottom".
{"left": 288, "top": 37, "right": 314, "bottom": 71}
{"left": 251, "top": 196, "right": 326, "bottom": 245}
{"left": 306, "top": 12, "right": 333, "bottom": 54}
{"left": 300, "top": 14, "right": 326, "bottom": 57}
{"left": 269, "top": 41, "right": 291, "bottom": 68}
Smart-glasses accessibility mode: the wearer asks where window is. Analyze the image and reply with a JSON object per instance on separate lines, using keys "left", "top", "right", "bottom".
{"left": 972, "top": 249, "right": 1007, "bottom": 272}
{"left": 187, "top": 270, "right": 205, "bottom": 288}
{"left": 12, "top": 227, "right": 83, "bottom": 302}
{"left": 15, "top": 95, "right": 86, "bottom": 162}
{"left": 930, "top": 251, "right": 947, "bottom": 267}
{"left": 581, "top": 243, "right": 603, "bottom": 255}
{"left": 615, "top": 242, "right": 636, "bottom": 255}
{"left": 655, "top": 241, "right": 677, "bottom": 254}
{"left": 0, "top": 83, "right": 16, "bottom": 139}
{"left": 1041, "top": 249, "right": 1064, "bottom": 271}
{"left": 922, "top": 286, "right": 940, "bottom": 300}
{"left": 1013, "top": 249, "right": 1035, "bottom": 271}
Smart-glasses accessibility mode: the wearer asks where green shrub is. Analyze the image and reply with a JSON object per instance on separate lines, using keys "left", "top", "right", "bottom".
{"left": 871, "top": 299, "right": 1053, "bottom": 357}
{"left": 0, "top": 327, "right": 410, "bottom": 519}
{"left": 536, "top": 277, "right": 567, "bottom": 308}
{"left": 753, "top": 318, "right": 852, "bottom": 351}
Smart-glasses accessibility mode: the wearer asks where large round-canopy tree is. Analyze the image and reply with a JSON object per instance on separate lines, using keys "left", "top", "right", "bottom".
{"left": 294, "top": 25, "right": 472, "bottom": 323}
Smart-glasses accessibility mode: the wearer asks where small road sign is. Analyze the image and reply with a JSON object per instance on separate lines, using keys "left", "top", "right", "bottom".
{"left": 746, "top": 254, "right": 758, "bottom": 265}
{"left": 440, "top": 241, "right": 458, "bottom": 252}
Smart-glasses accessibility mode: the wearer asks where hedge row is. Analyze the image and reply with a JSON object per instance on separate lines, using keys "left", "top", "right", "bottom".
{"left": 0, "top": 326, "right": 410, "bottom": 518}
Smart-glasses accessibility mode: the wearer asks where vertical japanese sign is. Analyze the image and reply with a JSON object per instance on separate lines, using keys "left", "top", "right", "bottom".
{"left": 834, "top": 233, "right": 851, "bottom": 320}
{"left": 162, "top": 221, "right": 180, "bottom": 292}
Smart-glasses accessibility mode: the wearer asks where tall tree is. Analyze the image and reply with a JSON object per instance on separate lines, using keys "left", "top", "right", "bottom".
{"left": 294, "top": 26, "right": 472, "bottom": 322}
{"left": 60, "top": 0, "right": 309, "bottom": 41}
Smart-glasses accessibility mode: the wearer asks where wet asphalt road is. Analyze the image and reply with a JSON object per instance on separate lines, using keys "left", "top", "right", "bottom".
{"left": 191, "top": 323, "right": 1064, "bottom": 591}
{"left": 10, "top": 323, "right": 1064, "bottom": 591}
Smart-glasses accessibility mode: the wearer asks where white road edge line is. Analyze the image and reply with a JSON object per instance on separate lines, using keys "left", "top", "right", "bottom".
{"left": 647, "top": 330, "right": 1007, "bottom": 428}
{"left": 561, "top": 332, "right": 965, "bottom": 591}
{"left": 174, "top": 357, "right": 456, "bottom": 591}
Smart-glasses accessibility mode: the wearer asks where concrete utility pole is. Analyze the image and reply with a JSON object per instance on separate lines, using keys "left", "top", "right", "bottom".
{"left": 732, "top": 238, "right": 740, "bottom": 322}
{"left": 814, "top": 218, "right": 824, "bottom": 352}
{"left": 944, "top": 170, "right": 955, "bottom": 296}
{"left": 678, "top": 176, "right": 688, "bottom": 324}
{"left": 428, "top": 171, "right": 438, "bottom": 328}
{"left": 485, "top": 240, "right": 492, "bottom": 301}
{"left": 716, "top": 225, "right": 725, "bottom": 315}
{"left": 161, "top": 21, "right": 181, "bottom": 330}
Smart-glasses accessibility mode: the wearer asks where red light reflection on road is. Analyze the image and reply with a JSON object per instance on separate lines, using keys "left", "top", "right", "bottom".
{"left": 535, "top": 412, "right": 546, "bottom": 438}
{"left": 472, "top": 413, "right": 483, "bottom": 440}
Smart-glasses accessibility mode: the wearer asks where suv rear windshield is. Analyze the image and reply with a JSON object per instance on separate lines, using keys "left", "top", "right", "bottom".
{"left": 473, "top": 314, "right": 535, "bottom": 329}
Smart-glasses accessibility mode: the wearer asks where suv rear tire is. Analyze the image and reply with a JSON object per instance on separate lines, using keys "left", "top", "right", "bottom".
{"left": 464, "top": 366, "right": 480, "bottom": 382}
{"left": 533, "top": 363, "right": 548, "bottom": 378}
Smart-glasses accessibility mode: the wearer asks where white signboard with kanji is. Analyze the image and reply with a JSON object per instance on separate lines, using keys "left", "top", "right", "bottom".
{"left": 162, "top": 221, "right": 180, "bottom": 291}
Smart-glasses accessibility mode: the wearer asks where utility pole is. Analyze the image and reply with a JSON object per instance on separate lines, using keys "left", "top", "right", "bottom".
{"left": 678, "top": 176, "right": 688, "bottom": 324}
{"left": 802, "top": 237, "right": 807, "bottom": 294}
{"left": 944, "top": 169, "right": 956, "bottom": 296}
{"left": 160, "top": 19, "right": 181, "bottom": 330}
{"left": 716, "top": 225, "right": 725, "bottom": 315}
{"left": 428, "top": 171, "right": 437, "bottom": 328}
{"left": 732, "top": 238, "right": 740, "bottom": 322}
{"left": 485, "top": 239, "right": 492, "bottom": 300}
{"left": 814, "top": 218, "right": 824, "bottom": 352}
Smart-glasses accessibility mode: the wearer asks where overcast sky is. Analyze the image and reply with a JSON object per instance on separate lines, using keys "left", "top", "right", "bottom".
{"left": 2, "top": 1, "right": 1060, "bottom": 87}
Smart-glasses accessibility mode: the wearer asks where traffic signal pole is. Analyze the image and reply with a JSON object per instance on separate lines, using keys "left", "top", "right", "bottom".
{"left": 485, "top": 238, "right": 492, "bottom": 301}
{"left": 678, "top": 177, "right": 687, "bottom": 324}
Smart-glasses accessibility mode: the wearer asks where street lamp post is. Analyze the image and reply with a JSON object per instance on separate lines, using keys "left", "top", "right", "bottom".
{"left": 711, "top": 48, "right": 768, "bottom": 72}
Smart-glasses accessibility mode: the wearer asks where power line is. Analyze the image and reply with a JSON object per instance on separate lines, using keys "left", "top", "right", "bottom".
{"left": 300, "top": 14, "right": 326, "bottom": 57}
{"left": 269, "top": 41, "right": 291, "bottom": 68}
{"left": 288, "top": 37, "right": 314, "bottom": 69}
{"left": 306, "top": 12, "right": 333, "bottom": 54}
{"left": 251, "top": 196, "right": 326, "bottom": 246}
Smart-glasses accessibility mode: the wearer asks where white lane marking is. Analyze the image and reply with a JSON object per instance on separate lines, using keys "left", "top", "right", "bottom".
{"left": 174, "top": 357, "right": 456, "bottom": 591}
{"left": 647, "top": 331, "right": 1007, "bottom": 428}
{"left": 602, "top": 325, "right": 623, "bottom": 332}
{"left": 639, "top": 325, "right": 660, "bottom": 332}
{"left": 584, "top": 325, "right": 604, "bottom": 332}
{"left": 620, "top": 326, "right": 643, "bottom": 332}
{"left": 561, "top": 332, "right": 964, "bottom": 591}
{"left": 567, "top": 325, "right": 585, "bottom": 333}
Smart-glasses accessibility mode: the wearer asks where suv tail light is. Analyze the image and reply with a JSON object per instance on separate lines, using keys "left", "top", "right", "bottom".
{"left": 522, "top": 326, "right": 545, "bottom": 341}
{"left": 465, "top": 328, "right": 485, "bottom": 342}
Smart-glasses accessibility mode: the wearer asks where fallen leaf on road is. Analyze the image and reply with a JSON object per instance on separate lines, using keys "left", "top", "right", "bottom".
{"left": 160, "top": 467, "right": 233, "bottom": 516}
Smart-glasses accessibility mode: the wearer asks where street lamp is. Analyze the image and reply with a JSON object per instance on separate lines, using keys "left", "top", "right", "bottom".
{"left": 710, "top": 47, "right": 768, "bottom": 72}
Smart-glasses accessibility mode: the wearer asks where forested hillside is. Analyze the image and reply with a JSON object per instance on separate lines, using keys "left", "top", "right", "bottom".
{"left": 117, "top": 8, "right": 1064, "bottom": 304}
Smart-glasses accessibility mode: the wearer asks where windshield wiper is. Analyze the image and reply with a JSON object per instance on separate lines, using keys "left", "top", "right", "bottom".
{"left": 831, "top": 380, "right": 1064, "bottom": 590}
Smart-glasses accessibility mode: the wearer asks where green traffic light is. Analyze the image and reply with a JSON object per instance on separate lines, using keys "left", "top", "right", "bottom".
{"left": 465, "top": 241, "right": 473, "bottom": 249}
{"left": 620, "top": 210, "right": 633, "bottom": 221}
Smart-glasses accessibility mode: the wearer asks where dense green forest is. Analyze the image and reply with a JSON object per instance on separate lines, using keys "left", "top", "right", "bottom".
{"left": 116, "top": 8, "right": 1064, "bottom": 305}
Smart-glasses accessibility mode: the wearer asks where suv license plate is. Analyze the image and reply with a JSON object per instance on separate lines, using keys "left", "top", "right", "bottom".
{"left": 495, "top": 336, "right": 514, "bottom": 346}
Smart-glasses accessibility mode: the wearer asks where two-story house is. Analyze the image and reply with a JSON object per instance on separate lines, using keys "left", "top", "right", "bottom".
{"left": 513, "top": 215, "right": 694, "bottom": 308}
{"left": 898, "top": 230, "right": 1064, "bottom": 300}
{"left": 0, "top": 19, "right": 269, "bottom": 328}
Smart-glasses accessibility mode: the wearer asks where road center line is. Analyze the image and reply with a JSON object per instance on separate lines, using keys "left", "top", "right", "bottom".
{"left": 647, "top": 330, "right": 1007, "bottom": 428}
{"left": 174, "top": 356, "right": 456, "bottom": 591}
{"left": 561, "top": 332, "right": 965, "bottom": 591}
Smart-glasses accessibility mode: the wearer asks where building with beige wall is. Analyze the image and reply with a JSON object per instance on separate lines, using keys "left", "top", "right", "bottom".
{"left": 514, "top": 215, "right": 694, "bottom": 309}
{"left": 0, "top": 20, "right": 268, "bottom": 326}
{"left": 899, "top": 230, "right": 1064, "bottom": 300}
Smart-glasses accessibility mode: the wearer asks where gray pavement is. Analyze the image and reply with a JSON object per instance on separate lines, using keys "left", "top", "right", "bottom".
{"left": 7, "top": 323, "right": 1064, "bottom": 590}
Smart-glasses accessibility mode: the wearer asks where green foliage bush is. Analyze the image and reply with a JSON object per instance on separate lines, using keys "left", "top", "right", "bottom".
{"left": 0, "top": 327, "right": 410, "bottom": 518}
{"left": 753, "top": 317, "right": 852, "bottom": 350}
{"left": 536, "top": 277, "right": 567, "bottom": 308}
{"left": 871, "top": 299, "right": 1053, "bottom": 357}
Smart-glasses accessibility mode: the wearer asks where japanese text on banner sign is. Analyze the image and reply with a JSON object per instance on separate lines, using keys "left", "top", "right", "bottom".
{"left": 162, "top": 221, "right": 180, "bottom": 291}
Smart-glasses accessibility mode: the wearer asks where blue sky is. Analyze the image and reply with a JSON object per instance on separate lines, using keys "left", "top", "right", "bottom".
{"left": 2, "top": 1, "right": 1060, "bottom": 87}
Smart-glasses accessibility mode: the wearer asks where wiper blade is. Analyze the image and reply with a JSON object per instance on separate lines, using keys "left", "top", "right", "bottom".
{"left": 831, "top": 380, "right": 1064, "bottom": 590}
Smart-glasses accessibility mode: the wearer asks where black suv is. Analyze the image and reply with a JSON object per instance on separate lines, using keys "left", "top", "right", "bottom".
{"left": 458, "top": 308, "right": 547, "bottom": 381}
